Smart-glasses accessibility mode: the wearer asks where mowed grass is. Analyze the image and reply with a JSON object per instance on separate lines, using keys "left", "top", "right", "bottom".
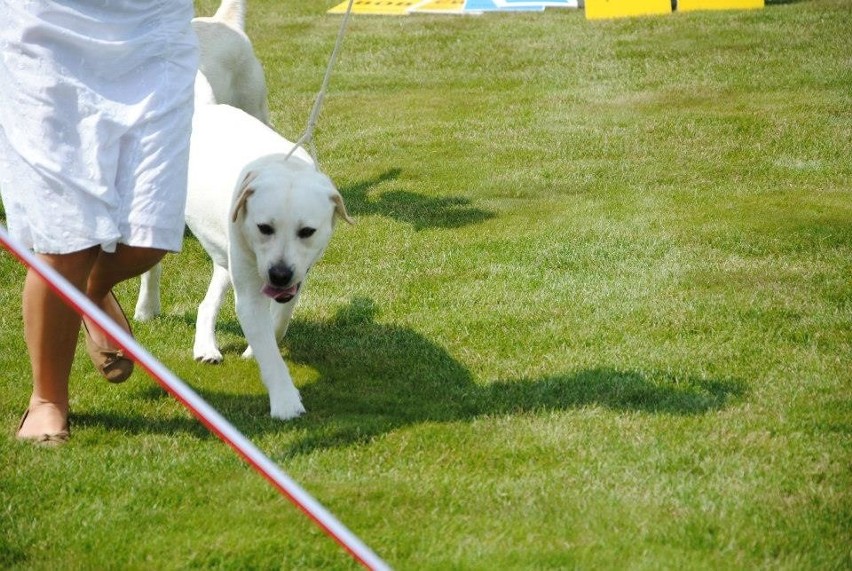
{"left": 1, "top": 0, "right": 850, "bottom": 569}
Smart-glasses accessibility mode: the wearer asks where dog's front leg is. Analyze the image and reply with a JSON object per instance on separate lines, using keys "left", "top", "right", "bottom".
{"left": 240, "top": 293, "right": 295, "bottom": 359}
{"left": 233, "top": 283, "right": 305, "bottom": 420}
{"left": 194, "top": 263, "right": 231, "bottom": 364}
{"left": 272, "top": 290, "right": 300, "bottom": 343}
{"left": 134, "top": 262, "right": 163, "bottom": 321}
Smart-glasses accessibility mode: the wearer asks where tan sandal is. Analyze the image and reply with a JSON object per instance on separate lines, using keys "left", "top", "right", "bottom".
{"left": 82, "top": 290, "right": 134, "bottom": 383}
{"left": 16, "top": 408, "right": 70, "bottom": 446}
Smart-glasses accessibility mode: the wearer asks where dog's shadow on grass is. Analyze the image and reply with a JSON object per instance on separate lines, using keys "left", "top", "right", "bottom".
{"left": 340, "top": 169, "right": 496, "bottom": 231}
{"left": 126, "top": 297, "right": 747, "bottom": 457}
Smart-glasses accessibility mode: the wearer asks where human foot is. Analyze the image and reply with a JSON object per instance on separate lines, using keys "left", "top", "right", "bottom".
{"left": 82, "top": 291, "right": 134, "bottom": 383}
{"left": 16, "top": 401, "right": 69, "bottom": 445}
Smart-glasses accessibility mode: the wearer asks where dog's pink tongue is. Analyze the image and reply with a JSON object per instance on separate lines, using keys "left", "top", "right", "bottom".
{"left": 261, "top": 284, "right": 298, "bottom": 301}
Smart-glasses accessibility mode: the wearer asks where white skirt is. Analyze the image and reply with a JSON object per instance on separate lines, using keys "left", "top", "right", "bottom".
{"left": 0, "top": 0, "right": 199, "bottom": 254}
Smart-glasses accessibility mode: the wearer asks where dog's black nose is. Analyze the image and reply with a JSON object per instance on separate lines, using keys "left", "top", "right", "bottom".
{"left": 268, "top": 263, "right": 294, "bottom": 287}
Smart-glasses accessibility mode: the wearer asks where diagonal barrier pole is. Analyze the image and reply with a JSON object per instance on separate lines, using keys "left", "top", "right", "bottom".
{"left": 0, "top": 224, "right": 391, "bottom": 571}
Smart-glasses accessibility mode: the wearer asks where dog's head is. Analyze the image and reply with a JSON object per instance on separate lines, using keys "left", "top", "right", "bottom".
{"left": 230, "top": 155, "right": 353, "bottom": 303}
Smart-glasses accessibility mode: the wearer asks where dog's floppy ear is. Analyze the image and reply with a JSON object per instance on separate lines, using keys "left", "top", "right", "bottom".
{"left": 331, "top": 191, "right": 354, "bottom": 225}
{"left": 231, "top": 171, "right": 258, "bottom": 223}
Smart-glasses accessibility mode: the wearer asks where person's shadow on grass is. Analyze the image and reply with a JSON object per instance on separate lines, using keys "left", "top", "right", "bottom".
{"left": 153, "top": 296, "right": 748, "bottom": 457}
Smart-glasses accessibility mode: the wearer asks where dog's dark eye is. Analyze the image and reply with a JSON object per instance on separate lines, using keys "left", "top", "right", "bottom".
{"left": 257, "top": 224, "right": 274, "bottom": 236}
{"left": 297, "top": 227, "right": 316, "bottom": 239}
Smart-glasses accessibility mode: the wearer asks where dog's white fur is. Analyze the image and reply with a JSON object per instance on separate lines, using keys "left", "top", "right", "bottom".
{"left": 190, "top": 104, "right": 351, "bottom": 419}
{"left": 137, "top": 105, "right": 352, "bottom": 419}
{"left": 192, "top": 0, "right": 270, "bottom": 123}
{"left": 134, "top": 0, "right": 352, "bottom": 419}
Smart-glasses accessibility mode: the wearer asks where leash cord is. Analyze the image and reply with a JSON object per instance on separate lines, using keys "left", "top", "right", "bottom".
{"left": 286, "top": 0, "right": 355, "bottom": 163}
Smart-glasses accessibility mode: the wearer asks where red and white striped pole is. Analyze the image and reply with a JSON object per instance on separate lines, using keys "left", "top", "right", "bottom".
{"left": 0, "top": 224, "right": 391, "bottom": 571}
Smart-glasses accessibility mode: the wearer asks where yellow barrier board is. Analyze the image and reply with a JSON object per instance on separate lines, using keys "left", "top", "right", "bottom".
{"left": 677, "top": 0, "right": 763, "bottom": 11}
{"left": 412, "top": 0, "right": 466, "bottom": 13}
{"left": 584, "top": 0, "right": 671, "bottom": 19}
{"left": 327, "top": 0, "right": 425, "bottom": 15}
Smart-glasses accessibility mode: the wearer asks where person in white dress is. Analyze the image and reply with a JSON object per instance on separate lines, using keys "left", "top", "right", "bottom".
{"left": 0, "top": 0, "right": 199, "bottom": 444}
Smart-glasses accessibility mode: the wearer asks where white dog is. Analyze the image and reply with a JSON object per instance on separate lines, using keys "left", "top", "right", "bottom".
{"left": 137, "top": 104, "right": 352, "bottom": 419}
{"left": 192, "top": 0, "right": 269, "bottom": 123}
{"left": 134, "top": 0, "right": 352, "bottom": 419}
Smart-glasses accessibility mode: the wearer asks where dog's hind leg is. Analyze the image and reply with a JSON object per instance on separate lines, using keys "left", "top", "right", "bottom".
{"left": 134, "top": 263, "right": 163, "bottom": 321}
{"left": 193, "top": 263, "right": 232, "bottom": 364}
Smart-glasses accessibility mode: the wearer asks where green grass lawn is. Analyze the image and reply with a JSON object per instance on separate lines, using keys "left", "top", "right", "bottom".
{"left": 2, "top": 0, "right": 850, "bottom": 569}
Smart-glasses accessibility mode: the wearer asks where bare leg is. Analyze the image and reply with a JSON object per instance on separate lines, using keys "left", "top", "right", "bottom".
{"left": 83, "top": 244, "right": 168, "bottom": 348}
{"left": 18, "top": 244, "right": 168, "bottom": 438}
{"left": 17, "top": 248, "right": 98, "bottom": 438}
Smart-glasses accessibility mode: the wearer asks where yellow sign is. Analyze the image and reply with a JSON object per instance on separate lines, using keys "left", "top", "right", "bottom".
{"left": 327, "top": 0, "right": 425, "bottom": 15}
{"left": 584, "top": 0, "right": 671, "bottom": 19}
{"left": 412, "top": 0, "right": 466, "bottom": 13}
{"left": 677, "top": 0, "right": 763, "bottom": 11}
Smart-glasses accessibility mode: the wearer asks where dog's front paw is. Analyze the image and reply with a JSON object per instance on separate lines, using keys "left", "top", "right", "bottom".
{"left": 194, "top": 346, "right": 223, "bottom": 364}
{"left": 241, "top": 346, "right": 254, "bottom": 359}
{"left": 193, "top": 331, "right": 224, "bottom": 364}
{"left": 195, "top": 353, "right": 223, "bottom": 365}
{"left": 269, "top": 390, "right": 306, "bottom": 420}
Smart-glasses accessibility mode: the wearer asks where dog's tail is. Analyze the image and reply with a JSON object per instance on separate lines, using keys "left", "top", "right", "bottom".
{"left": 214, "top": 0, "right": 246, "bottom": 30}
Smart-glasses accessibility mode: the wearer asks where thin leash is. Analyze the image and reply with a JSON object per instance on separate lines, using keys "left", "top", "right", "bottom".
{"left": 286, "top": 0, "right": 356, "bottom": 164}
